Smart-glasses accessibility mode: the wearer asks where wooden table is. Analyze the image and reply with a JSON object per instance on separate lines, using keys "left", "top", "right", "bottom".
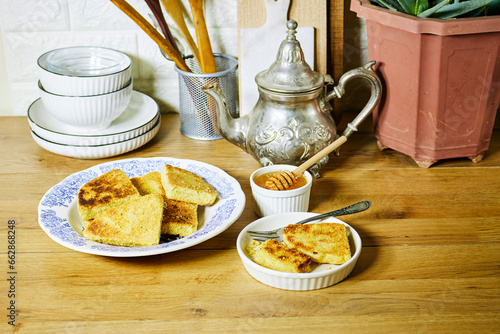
{"left": 1, "top": 114, "right": 499, "bottom": 333}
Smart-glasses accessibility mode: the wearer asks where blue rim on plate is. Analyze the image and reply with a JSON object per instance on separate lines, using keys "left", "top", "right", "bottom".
{"left": 38, "top": 157, "right": 246, "bottom": 257}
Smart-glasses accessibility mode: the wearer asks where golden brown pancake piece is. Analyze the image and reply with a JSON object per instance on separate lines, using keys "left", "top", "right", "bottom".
{"left": 131, "top": 171, "right": 166, "bottom": 198}
{"left": 162, "top": 199, "right": 198, "bottom": 236}
{"left": 83, "top": 193, "right": 163, "bottom": 247}
{"left": 253, "top": 239, "right": 313, "bottom": 273}
{"left": 283, "top": 223, "right": 352, "bottom": 265}
{"left": 78, "top": 169, "right": 140, "bottom": 226}
{"left": 131, "top": 171, "right": 199, "bottom": 237}
{"left": 161, "top": 164, "right": 217, "bottom": 206}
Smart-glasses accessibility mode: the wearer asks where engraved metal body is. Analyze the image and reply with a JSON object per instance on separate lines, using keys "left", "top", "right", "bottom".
{"left": 247, "top": 87, "right": 335, "bottom": 173}
{"left": 204, "top": 20, "right": 382, "bottom": 177}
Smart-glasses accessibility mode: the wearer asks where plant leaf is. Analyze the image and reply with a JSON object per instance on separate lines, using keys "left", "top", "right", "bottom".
{"left": 397, "top": 0, "right": 420, "bottom": 14}
{"left": 370, "top": 0, "right": 406, "bottom": 12}
{"left": 467, "top": 6, "right": 487, "bottom": 15}
{"left": 432, "top": 0, "right": 495, "bottom": 18}
{"left": 416, "top": 0, "right": 429, "bottom": 14}
{"left": 485, "top": 0, "right": 500, "bottom": 14}
{"left": 418, "top": 0, "right": 450, "bottom": 17}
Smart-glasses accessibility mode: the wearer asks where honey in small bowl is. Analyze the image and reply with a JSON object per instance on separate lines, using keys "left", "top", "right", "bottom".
{"left": 249, "top": 165, "right": 312, "bottom": 216}
{"left": 253, "top": 171, "right": 308, "bottom": 190}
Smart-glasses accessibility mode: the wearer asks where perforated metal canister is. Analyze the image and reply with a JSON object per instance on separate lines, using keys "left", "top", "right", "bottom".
{"left": 174, "top": 54, "right": 238, "bottom": 140}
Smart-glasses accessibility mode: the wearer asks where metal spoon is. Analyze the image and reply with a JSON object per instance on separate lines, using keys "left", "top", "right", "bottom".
{"left": 247, "top": 201, "right": 371, "bottom": 242}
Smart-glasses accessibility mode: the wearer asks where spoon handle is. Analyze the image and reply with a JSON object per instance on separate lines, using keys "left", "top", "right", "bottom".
{"left": 292, "top": 135, "right": 347, "bottom": 176}
{"left": 295, "top": 201, "right": 371, "bottom": 225}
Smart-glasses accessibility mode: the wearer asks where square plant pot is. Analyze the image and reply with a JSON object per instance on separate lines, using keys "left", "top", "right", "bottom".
{"left": 351, "top": 0, "right": 500, "bottom": 167}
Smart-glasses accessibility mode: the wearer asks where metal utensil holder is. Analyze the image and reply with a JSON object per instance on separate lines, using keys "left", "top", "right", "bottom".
{"left": 174, "top": 54, "right": 238, "bottom": 140}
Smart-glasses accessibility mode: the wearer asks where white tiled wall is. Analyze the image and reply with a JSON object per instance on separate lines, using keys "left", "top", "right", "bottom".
{"left": 0, "top": 0, "right": 238, "bottom": 116}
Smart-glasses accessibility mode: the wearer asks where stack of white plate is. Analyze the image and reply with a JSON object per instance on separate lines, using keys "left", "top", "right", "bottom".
{"left": 28, "top": 91, "right": 161, "bottom": 159}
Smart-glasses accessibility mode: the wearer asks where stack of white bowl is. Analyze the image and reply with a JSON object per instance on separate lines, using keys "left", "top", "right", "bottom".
{"left": 29, "top": 46, "right": 161, "bottom": 159}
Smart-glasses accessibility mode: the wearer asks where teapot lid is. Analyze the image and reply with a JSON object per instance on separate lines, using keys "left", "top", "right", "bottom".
{"left": 255, "top": 20, "right": 325, "bottom": 93}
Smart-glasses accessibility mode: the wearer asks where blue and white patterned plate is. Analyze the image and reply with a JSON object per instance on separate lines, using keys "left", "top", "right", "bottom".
{"left": 38, "top": 157, "right": 246, "bottom": 257}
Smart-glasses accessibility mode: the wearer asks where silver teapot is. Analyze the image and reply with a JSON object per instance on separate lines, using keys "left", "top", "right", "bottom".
{"left": 204, "top": 20, "right": 381, "bottom": 177}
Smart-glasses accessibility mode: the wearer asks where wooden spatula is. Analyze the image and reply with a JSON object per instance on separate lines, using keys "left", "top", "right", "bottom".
{"left": 144, "top": 0, "right": 181, "bottom": 54}
{"left": 160, "top": 0, "right": 201, "bottom": 66}
{"left": 110, "top": 0, "right": 190, "bottom": 72}
{"left": 188, "top": 0, "right": 216, "bottom": 73}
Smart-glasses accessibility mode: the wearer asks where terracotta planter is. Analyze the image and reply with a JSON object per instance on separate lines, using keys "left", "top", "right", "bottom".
{"left": 351, "top": 0, "right": 500, "bottom": 167}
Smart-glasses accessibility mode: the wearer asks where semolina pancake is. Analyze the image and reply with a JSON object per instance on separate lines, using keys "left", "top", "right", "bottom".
{"left": 83, "top": 193, "right": 163, "bottom": 247}
{"left": 78, "top": 169, "right": 140, "bottom": 226}
{"left": 162, "top": 199, "right": 198, "bottom": 237}
{"left": 283, "top": 223, "right": 352, "bottom": 265}
{"left": 131, "top": 171, "right": 199, "bottom": 237}
{"left": 252, "top": 239, "right": 313, "bottom": 273}
{"left": 161, "top": 164, "right": 217, "bottom": 206}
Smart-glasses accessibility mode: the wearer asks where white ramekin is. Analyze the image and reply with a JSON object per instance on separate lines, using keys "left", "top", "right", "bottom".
{"left": 38, "top": 79, "right": 133, "bottom": 133}
{"left": 37, "top": 46, "right": 132, "bottom": 96}
{"left": 236, "top": 213, "right": 362, "bottom": 291}
{"left": 250, "top": 164, "right": 312, "bottom": 217}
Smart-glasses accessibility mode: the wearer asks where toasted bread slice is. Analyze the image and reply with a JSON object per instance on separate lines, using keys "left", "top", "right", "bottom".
{"left": 161, "top": 164, "right": 217, "bottom": 206}
{"left": 78, "top": 169, "right": 140, "bottom": 226}
{"left": 131, "top": 171, "right": 166, "bottom": 198}
{"left": 252, "top": 239, "right": 313, "bottom": 273}
{"left": 132, "top": 171, "right": 199, "bottom": 237}
{"left": 83, "top": 194, "right": 163, "bottom": 247}
{"left": 282, "top": 223, "right": 351, "bottom": 265}
{"left": 162, "top": 199, "right": 198, "bottom": 236}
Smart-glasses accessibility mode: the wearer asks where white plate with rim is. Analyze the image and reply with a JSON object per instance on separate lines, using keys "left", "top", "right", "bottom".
{"left": 27, "top": 90, "right": 159, "bottom": 146}
{"left": 30, "top": 114, "right": 161, "bottom": 159}
{"left": 38, "top": 157, "right": 246, "bottom": 257}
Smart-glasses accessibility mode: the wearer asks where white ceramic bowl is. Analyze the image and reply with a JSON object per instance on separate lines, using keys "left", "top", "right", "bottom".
{"left": 250, "top": 164, "right": 312, "bottom": 217}
{"left": 38, "top": 79, "right": 133, "bottom": 133}
{"left": 237, "top": 212, "right": 362, "bottom": 291}
{"left": 38, "top": 46, "right": 132, "bottom": 96}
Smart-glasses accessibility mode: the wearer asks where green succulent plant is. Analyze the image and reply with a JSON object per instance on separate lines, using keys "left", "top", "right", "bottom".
{"left": 370, "top": 0, "right": 500, "bottom": 18}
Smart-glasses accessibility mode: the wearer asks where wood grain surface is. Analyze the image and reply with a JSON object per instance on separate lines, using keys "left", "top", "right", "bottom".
{"left": 1, "top": 114, "right": 499, "bottom": 333}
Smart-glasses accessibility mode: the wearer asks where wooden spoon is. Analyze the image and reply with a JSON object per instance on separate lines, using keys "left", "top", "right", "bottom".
{"left": 160, "top": 0, "right": 202, "bottom": 67}
{"left": 110, "top": 0, "right": 190, "bottom": 72}
{"left": 264, "top": 135, "right": 348, "bottom": 190}
{"left": 144, "top": 0, "right": 181, "bottom": 54}
{"left": 188, "top": 0, "right": 216, "bottom": 73}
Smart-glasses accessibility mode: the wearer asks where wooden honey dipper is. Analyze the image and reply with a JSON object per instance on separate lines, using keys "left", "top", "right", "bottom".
{"left": 264, "top": 135, "right": 348, "bottom": 190}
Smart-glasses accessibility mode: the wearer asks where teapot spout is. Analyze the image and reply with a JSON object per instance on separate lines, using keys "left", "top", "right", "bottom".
{"left": 204, "top": 84, "right": 249, "bottom": 152}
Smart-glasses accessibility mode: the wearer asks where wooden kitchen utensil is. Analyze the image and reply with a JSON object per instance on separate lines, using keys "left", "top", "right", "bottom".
{"left": 188, "top": 0, "right": 216, "bottom": 74}
{"left": 160, "top": 0, "right": 201, "bottom": 66}
{"left": 144, "top": 0, "right": 181, "bottom": 54}
{"left": 110, "top": 0, "right": 190, "bottom": 72}
{"left": 264, "top": 135, "right": 348, "bottom": 190}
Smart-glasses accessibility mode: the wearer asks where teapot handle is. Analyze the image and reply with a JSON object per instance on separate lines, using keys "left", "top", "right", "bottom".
{"left": 326, "top": 61, "right": 382, "bottom": 138}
